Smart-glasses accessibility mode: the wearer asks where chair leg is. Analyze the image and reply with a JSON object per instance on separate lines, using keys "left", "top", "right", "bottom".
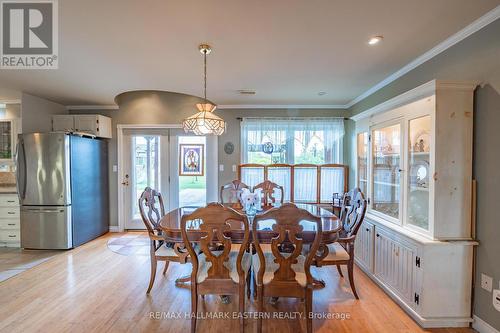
{"left": 147, "top": 255, "right": 157, "bottom": 294}
{"left": 191, "top": 286, "right": 198, "bottom": 333}
{"left": 257, "top": 286, "right": 264, "bottom": 333}
{"left": 305, "top": 287, "right": 313, "bottom": 333}
{"left": 336, "top": 264, "right": 344, "bottom": 277}
{"left": 347, "top": 260, "right": 359, "bottom": 299}
{"left": 239, "top": 283, "right": 245, "bottom": 333}
{"left": 162, "top": 260, "right": 170, "bottom": 275}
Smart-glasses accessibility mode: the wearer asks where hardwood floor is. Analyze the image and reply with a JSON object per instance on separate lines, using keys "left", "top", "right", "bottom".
{"left": 0, "top": 248, "right": 60, "bottom": 283}
{"left": 0, "top": 233, "right": 475, "bottom": 333}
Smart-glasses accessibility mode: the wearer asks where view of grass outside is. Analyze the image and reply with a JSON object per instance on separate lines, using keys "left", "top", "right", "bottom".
{"left": 179, "top": 175, "right": 206, "bottom": 190}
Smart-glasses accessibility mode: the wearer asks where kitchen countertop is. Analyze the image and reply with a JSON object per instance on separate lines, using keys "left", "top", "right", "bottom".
{"left": 0, "top": 186, "right": 17, "bottom": 194}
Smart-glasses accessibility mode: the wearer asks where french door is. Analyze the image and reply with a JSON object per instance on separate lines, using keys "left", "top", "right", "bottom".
{"left": 120, "top": 127, "right": 218, "bottom": 230}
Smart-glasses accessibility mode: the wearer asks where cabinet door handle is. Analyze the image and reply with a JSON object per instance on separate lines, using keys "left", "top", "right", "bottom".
{"left": 7, "top": 200, "right": 15, "bottom": 203}
{"left": 7, "top": 223, "right": 15, "bottom": 226}
{"left": 376, "top": 233, "right": 380, "bottom": 238}
{"left": 8, "top": 235, "right": 16, "bottom": 238}
{"left": 366, "top": 228, "right": 369, "bottom": 231}
{"left": 7, "top": 212, "right": 16, "bottom": 214}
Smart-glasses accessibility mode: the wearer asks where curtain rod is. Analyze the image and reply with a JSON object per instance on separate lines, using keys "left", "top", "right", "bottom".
{"left": 236, "top": 116, "right": 349, "bottom": 121}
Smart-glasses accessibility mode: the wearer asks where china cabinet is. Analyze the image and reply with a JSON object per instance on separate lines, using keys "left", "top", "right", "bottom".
{"left": 352, "top": 80, "right": 477, "bottom": 328}
{"left": 0, "top": 120, "right": 16, "bottom": 161}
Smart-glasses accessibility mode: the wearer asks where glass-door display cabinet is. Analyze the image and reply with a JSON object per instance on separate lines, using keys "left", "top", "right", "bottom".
{"left": 0, "top": 120, "right": 15, "bottom": 161}
{"left": 354, "top": 80, "right": 476, "bottom": 240}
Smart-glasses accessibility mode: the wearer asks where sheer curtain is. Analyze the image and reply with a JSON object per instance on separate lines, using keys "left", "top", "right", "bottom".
{"left": 240, "top": 166, "right": 265, "bottom": 188}
{"left": 320, "top": 167, "right": 345, "bottom": 203}
{"left": 267, "top": 166, "right": 292, "bottom": 201}
{"left": 241, "top": 118, "right": 344, "bottom": 164}
{"left": 293, "top": 166, "right": 318, "bottom": 202}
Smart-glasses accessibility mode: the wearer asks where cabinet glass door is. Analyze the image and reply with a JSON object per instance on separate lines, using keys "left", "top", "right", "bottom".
{"left": 407, "top": 115, "right": 431, "bottom": 230}
{"left": 0, "top": 121, "right": 12, "bottom": 159}
{"left": 357, "top": 132, "right": 368, "bottom": 195}
{"left": 372, "top": 123, "right": 401, "bottom": 220}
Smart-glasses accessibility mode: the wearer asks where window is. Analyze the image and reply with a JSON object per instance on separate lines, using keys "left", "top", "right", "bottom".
{"left": 241, "top": 118, "right": 344, "bottom": 164}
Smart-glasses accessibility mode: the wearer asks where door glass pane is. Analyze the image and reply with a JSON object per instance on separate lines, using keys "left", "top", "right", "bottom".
{"left": 0, "top": 121, "right": 12, "bottom": 159}
{"left": 179, "top": 136, "right": 206, "bottom": 207}
{"left": 372, "top": 124, "right": 401, "bottom": 219}
{"left": 132, "top": 136, "right": 160, "bottom": 217}
{"left": 357, "top": 132, "right": 368, "bottom": 195}
{"left": 407, "top": 116, "right": 431, "bottom": 230}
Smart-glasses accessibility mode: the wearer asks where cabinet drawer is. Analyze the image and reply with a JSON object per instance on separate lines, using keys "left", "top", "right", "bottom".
{"left": 0, "top": 194, "right": 19, "bottom": 206}
{"left": 0, "top": 207, "right": 19, "bottom": 218}
{"left": 0, "top": 229, "right": 20, "bottom": 242}
{"left": 0, "top": 219, "right": 19, "bottom": 229}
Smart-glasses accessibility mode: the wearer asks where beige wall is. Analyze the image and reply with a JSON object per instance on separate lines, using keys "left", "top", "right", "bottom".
{"left": 348, "top": 19, "right": 500, "bottom": 331}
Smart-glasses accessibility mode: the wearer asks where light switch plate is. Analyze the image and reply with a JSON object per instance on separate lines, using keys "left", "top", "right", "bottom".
{"left": 232, "top": 165, "right": 237, "bottom": 172}
{"left": 481, "top": 273, "right": 493, "bottom": 292}
{"left": 219, "top": 164, "right": 224, "bottom": 172}
{"left": 112, "top": 165, "right": 118, "bottom": 172}
{"left": 493, "top": 289, "right": 500, "bottom": 312}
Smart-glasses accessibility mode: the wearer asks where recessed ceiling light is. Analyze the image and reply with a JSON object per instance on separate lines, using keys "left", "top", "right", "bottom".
{"left": 318, "top": 91, "right": 327, "bottom": 96}
{"left": 368, "top": 36, "right": 383, "bottom": 45}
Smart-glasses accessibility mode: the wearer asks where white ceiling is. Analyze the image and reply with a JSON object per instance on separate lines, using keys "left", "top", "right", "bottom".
{"left": 0, "top": 0, "right": 499, "bottom": 107}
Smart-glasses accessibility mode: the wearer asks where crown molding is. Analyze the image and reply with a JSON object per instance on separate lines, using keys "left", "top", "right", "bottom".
{"left": 350, "top": 80, "right": 479, "bottom": 121}
{"left": 345, "top": 5, "right": 500, "bottom": 108}
{"left": 66, "top": 105, "right": 118, "bottom": 110}
{"left": 217, "top": 104, "right": 347, "bottom": 110}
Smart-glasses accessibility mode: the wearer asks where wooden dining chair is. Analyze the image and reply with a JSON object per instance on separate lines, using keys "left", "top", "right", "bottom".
{"left": 314, "top": 189, "right": 367, "bottom": 299}
{"left": 252, "top": 203, "right": 322, "bottom": 333}
{"left": 181, "top": 203, "right": 251, "bottom": 333}
{"left": 138, "top": 187, "right": 190, "bottom": 294}
{"left": 219, "top": 180, "right": 249, "bottom": 208}
{"left": 254, "top": 180, "right": 284, "bottom": 206}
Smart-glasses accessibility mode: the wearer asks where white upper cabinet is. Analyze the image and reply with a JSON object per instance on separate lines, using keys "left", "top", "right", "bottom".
{"left": 52, "top": 114, "right": 112, "bottom": 138}
{"left": 354, "top": 80, "right": 477, "bottom": 240}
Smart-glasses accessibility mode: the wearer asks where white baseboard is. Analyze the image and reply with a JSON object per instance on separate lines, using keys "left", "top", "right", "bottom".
{"left": 473, "top": 315, "right": 500, "bottom": 333}
{"left": 109, "top": 226, "right": 121, "bottom": 232}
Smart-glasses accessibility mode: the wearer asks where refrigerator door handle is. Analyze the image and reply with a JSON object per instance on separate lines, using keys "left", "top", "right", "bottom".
{"left": 15, "top": 138, "right": 27, "bottom": 201}
{"left": 23, "top": 208, "right": 66, "bottom": 213}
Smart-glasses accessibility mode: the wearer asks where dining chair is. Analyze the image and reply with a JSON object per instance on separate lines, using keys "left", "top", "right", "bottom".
{"left": 252, "top": 203, "right": 322, "bottom": 333}
{"left": 181, "top": 203, "right": 251, "bottom": 333}
{"left": 253, "top": 180, "right": 284, "bottom": 206}
{"left": 314, "top": 188, "right": 367, "bottom": 299}
{"left": 138, "top": 187, "right": 190, "bottom": 294}
{"left": 219, "top": 180, "right": 249, "bottom": 208}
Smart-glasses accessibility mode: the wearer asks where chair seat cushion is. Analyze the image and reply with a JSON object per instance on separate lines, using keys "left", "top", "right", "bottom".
{"left": 197, "top": 250, "right": 251, "bottom": 283}
{"left": 252, "top": 252, "right": 307, "bottom": 287}
{"left": 324, "top": 242, "right": 350, "bottom": 261}
{"left": 155, "top": 245, "right": 177, "bottom": 257}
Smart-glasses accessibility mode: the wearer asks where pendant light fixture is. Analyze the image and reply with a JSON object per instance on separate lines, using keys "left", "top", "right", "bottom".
{"left": 182, "top": 44, "right": 226, "bottom": 136}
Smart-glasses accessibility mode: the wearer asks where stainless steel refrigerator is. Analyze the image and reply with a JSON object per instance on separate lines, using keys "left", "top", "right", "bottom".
{"left": 16, "top": 133, "right": 109, "bottom": 249}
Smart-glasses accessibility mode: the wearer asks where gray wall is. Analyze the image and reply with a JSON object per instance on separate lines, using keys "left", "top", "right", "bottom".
{"left": 71, "top": 98, "right": 349, "bottom": 227}
{"left": 348, "top": 19, "right": 500, "bottom": 330}
{"left": 21, "top": 93, "right": 67, "bottom": 133}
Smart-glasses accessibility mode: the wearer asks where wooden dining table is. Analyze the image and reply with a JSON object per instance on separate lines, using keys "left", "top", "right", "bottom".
{"left": 159, "top": 203, "right": 342, "bottom": 291}
{"left": 159, "top": 203, "right": 341, "bottom": 244}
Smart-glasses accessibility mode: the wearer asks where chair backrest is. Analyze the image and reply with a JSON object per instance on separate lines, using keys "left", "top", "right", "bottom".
{"left": 253, "top": 203, "right": 322, "bottom": 288}
{"left": 180, "top": 203, "right": 250, "bottom": 282}
{"left": 340, "top": 188, "right": 367, "bottom": 238}
{"left": 219, "top": 180, "right": 249, "bottom": 204}
{"left": 254, "top": 180, "right": 284, "bottom": 206}
{"left": 138, "top": 187, "right": 166, "bottom": 234}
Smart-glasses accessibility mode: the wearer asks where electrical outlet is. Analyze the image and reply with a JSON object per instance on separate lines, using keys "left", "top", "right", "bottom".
{"left": 219, "top": 164, "right": 224, "bottom": 172}
{"left": 481, "top": 273, "right": 493, "bottom": 292}
{"left": 493, "top": 290, "right": 500, "bottom": 312}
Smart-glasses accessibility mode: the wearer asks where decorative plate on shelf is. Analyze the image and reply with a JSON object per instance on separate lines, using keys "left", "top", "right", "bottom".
{"left": 412, "top": 130, "right": 430, "bottom": 153}
{"left": 410, "top": 160, "right": 429, "bottom": 188}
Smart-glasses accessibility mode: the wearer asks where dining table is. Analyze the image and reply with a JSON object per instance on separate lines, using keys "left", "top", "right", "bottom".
{"left": 158, "top": 203, "right": 342, "bottom": 290}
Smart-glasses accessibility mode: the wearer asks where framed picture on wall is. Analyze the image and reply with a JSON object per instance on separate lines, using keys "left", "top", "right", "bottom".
{"left": 179, "top": 144, "right": 204, "bottom": 176}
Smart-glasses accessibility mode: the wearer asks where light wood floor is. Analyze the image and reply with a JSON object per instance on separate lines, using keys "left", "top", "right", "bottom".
{"left": 0, "top": 232, "right": 475, "bottom": 333}
{"left": 0, "top": 248, "right": 60, "bottom": 282}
